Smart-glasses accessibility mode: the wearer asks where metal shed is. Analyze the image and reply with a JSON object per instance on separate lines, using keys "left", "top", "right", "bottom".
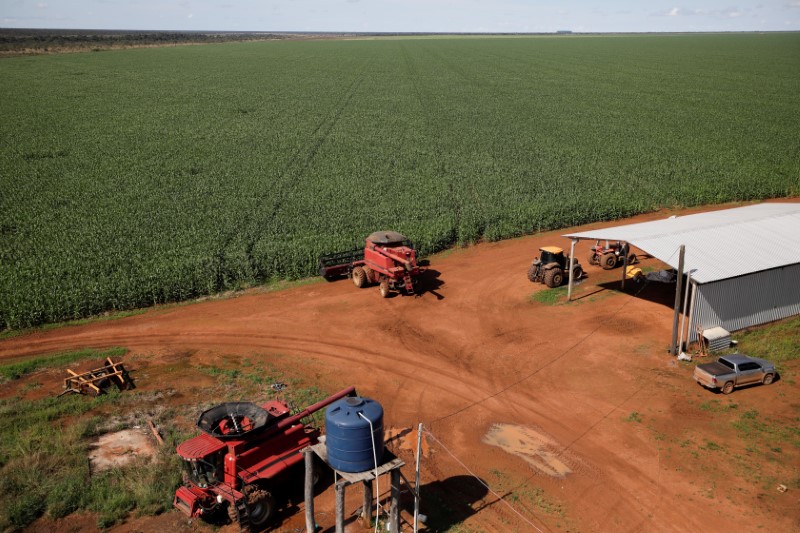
{"left": 562, "top": 203, "right": 800, "bottom": 350}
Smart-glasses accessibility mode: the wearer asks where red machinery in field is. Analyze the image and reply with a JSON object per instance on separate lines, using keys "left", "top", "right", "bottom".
{"left": 587, "top": 240, "right": 638, "bottom": 270}
{"left": 174, "top": 386, "right": 356, "bottom": 531}
{"left": 319, "top": 231, "right": 422, "bottom": 298}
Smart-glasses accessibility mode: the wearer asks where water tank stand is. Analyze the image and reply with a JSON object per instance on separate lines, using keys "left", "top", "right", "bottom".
{"left": 304, "top": 435, "right": 406, "bottom": 533}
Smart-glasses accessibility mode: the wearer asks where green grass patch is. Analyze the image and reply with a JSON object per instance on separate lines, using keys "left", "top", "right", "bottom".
{"left": 731, "top": 315, "right": 800, "bottom": 368}
{"left": 732, "top": 410, "right": 800, "bottom": 450}
{"left": 529, "top": 286, "right": 568, "bottom": 305}
{"left": 0, "top": 346, "right": 127, "bottom": 381}
{"left": 699, "top": 400, "right": 738, "bottom": 413}
{"left": 625, "top": 411, "right": 643, "bottom": 423}
{"left": 0, "top": 390, "right": 182, "bottom": 530}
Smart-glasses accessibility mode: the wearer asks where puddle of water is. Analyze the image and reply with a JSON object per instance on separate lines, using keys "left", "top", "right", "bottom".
{"left": 483, "top": 423, "right": 572, "bottom": 478}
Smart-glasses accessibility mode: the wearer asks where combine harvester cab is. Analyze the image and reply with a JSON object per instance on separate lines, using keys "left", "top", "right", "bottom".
{"left": 174, "top": 386, "right": 356, "bottom": 531}
{"left": 318, "top": 230, "right": 423, "bottom": 298}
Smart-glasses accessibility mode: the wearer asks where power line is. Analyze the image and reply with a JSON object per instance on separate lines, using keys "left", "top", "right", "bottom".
{"left": 423, "top": 428, "right": 549, "bottom": 533}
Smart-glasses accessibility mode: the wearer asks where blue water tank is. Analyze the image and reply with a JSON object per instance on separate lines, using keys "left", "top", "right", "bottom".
{"left": 325, "top": 396, "right": 384, "bottom": 473}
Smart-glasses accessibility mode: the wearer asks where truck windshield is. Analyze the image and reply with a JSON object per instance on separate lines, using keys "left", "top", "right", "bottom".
{"left": 719, "top": 358, "right": 735, "bottom": 370}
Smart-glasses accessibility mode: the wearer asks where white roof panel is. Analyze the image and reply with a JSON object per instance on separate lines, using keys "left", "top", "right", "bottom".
{"left": 563, "top": 203, "right": 800, "bottom": 283}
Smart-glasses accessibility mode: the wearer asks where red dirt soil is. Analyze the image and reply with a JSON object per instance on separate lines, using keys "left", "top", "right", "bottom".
{"left": 3, "top": 203, "right": 798, "bottom": 533}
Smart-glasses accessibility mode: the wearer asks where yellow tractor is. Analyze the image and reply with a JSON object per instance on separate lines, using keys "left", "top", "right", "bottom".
{"left": 527, "top": 246, "right": 583, "bottom": 288}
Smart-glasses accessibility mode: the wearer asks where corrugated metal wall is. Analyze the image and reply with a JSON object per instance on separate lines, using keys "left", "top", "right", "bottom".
{"left": 689, "top": 263, "right": 800, "bottom": 342}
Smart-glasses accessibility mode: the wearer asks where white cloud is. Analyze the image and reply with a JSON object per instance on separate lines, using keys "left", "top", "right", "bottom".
{"left": 35, "top": 2, "right": 48, "bottom": 9}
{"left": 787, "top": 1, "right": 800, "bottom": 8}
{"left": 668, "top": 7, "right": 680, "bottom": 17}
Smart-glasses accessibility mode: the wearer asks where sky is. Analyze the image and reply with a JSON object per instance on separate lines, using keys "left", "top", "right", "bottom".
{"left": 2, "top": 1, "right": 799, "bottom": 33}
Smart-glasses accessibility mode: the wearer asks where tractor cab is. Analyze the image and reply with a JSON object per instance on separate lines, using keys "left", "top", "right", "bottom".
{"left": 538, "top": 246, "right": 566, "bottom": 267}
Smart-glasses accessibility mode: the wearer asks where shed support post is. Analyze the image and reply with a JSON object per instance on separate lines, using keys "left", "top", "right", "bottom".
{"left": 671, "top": 245, "right": 686, "bottom": 355}
{"left": 686, "top": 280, "right": 698, "bottom": 345}
{"left": 567, "top": 239, "right": 577, "bottom": 301}
{"left": 678, "top": 271, "right": 692, "bottom": 354}
{"left": 621, "top": 242, "right": 629, "bottom": 290}
{"left": 304, "top": 449, "right": 315, "bottom": 533}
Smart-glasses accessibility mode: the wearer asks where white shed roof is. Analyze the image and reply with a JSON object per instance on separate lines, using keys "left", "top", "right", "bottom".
{"left": 563, "top": 203, "right": 800, "bottom": 284}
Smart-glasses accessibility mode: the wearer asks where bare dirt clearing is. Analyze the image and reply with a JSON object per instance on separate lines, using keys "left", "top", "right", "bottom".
{"left": 2, "top": 205, "right": 798, "bottom": 532}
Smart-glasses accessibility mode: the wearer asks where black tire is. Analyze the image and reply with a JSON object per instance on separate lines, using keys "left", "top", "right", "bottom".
{"left": 352, "top": 266, "right": 367, "bottom": 288}
{"left": 601, "top": 253, "right": 617, "bottom": 270}
{"left": 722, "top": 381, "right": 734, "bottom": 395}
{"left": 627, "top": 253, "right": 638, "bottom": 265}
{"left": 379, "top": 279, "right": 390, "bottom": 298}
{"left": 362, "top": 266, "right": 373, "bottom": 286}
{"left": 572, "top": 265, "right": 583, "bottom": 280}
{"left": 588, "top": 252, "right": 598, "bottom": 265}
{"left": 228, "top": 503, "right": 250, "bottom": 533}
{"left": 763, "top": 373, "right": 774, "bottom": 385}
{"left": 246, "top": 487, "right": 276, "bottom": 528}
{"left": 544, "top": 267, "right": 563, "bottom": 288}
{"left": 527, "top": 263, "right": 539, "bottom": 282}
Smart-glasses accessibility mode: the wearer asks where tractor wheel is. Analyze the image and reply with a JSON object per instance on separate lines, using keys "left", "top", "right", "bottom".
{"left": 722, "top": 381, "right": 734, "bottom": 395}
{"left": 246, "top": 487, "right": 276, "bottom": 528}
{"left": 572, "top": 264, "right": 583, "bottom": 281}
{"left": 601, "top": 253, "right": 617, "bottom": 270}
{"left": 627, "top": 253, "right": 638, "bottom": 265}
{"left": 527, "top": 263, "right": 539, "bottom": 282}
{"left": 379, "top": 279, "right": 391, "bottom": 298}
{"left": 544, "top": 267, "right": 563, "bottom": 288}
{"left": 763, "top": 373, "right": 774, "bottom": 385}
{"left": 227, "top": 502, "right": 251, "bottom": 532}
{"left": 588, "top": 252, "right": 598, "bottom": 265}
{"left": 352, "top": 266, "right": 367, "bottom": 288}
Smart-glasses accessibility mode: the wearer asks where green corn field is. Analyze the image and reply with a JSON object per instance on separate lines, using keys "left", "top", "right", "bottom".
{"left": 1, "top": 33, "right": 799, "bottom": 329}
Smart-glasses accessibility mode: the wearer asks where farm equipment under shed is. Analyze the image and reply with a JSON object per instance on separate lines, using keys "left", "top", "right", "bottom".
{"left": 174, "top": 386, "right": 357, "bottom": 531}
{"left": 319, "top": 231, "right": 423, "bottom": 297}
{"left": 587, "top": 240, "right": 637, "bottom": 270}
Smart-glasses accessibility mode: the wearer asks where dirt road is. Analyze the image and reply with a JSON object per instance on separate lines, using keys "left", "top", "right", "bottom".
{"left": 4, "top": 207, "right": 797, "bottom": 532}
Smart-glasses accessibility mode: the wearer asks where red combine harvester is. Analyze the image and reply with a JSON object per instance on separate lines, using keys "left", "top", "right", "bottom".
{"left": 319, "top": 230, "right": 422, "bottom": 297}
{"left": 174, "top": 386, "right": 357, "bottom": 531}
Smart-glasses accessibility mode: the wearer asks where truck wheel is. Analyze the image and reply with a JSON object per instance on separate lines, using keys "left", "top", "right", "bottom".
{"left": 362, "top": 266, "right": 373, "bottom": 285}
{"left": 601, "top": 253, "right": 616, "bottom": 270}
{"left": 379, "top": 279, "right": 390, "bottom": 298}
{"left": 527, "top": 263, "right": 539, "bottom": 282}
{"left": 544, "top": 268, "right": 563, "bottom": 288}
{"left": 722, "top": 382, "right": 734, "bottom": 395}
{"left": 352, "top": 266, "right": 367, "bottom": 288}
{"left": 246, "top": 488, "right": 276, "bottom": 528}
{"left": 763, "top": 373, "right": 774, "bottom": 385}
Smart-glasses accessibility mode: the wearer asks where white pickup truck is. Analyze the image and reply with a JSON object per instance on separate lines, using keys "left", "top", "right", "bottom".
{"left": 693, "top": 354, "right": 777, "bottom": 394}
